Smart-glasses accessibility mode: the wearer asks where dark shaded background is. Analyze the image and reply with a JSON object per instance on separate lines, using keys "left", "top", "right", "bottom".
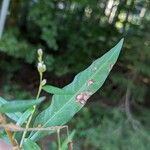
{"left": 0, "top": 0, "right": 149, "bottom": 149}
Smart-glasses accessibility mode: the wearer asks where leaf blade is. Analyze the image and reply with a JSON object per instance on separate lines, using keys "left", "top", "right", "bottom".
{"left": 30, "top": 39, "right": 124, "bottom": 141}
{"left": 0, "top": 97, "right": 45, "bottom": 113}
{"left": 0, "top": 97, "right": 22, "bottom": 122}
{"left": 16, "top": 108, "right": 33, "bottom": 126}
{"left": 22, "top": 138, "right": 41, "bottom": 150}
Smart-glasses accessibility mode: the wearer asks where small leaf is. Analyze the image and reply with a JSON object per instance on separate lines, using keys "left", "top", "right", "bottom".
{"left": 61, "top": 130, "right": 76, "bottom": 150}
{"left": 0, "top": 97, "right": 45, "bottom": 113}
{"left": 22, "top": 138, "right": 41, "bottom": 150}
{"left": 16, "top": 108, "right": 33, "bottom": 126}
{"left": 0, "top": 97, "right": 22, "bottom": 122}
{"left": 30, "top": 39, "right": 124, "bottom": 141}
{"left": 43, "top": 85, "right": 73, "bottom": 95}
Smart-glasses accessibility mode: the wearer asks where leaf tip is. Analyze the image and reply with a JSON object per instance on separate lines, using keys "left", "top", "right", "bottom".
{"left": 119, "top": 38, "right": 124, "bottom": 47}
{"left": 120, "top": 38, "right": 124, "bottom": 43}
{"left": 113, "top": 38, "right": 124, "bottom": 53}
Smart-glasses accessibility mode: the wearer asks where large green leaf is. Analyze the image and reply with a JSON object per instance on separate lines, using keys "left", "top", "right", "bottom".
{"left": 22, "top": 138, "right": 41, "bottom": 150}
{"left": 30, "top": 39, "right": 124, "bottom": 141}
{"left": 0, "top": 97, "right": 22, "bottom": 122}
{"left": 0, "top": 97, "right": 45, "bottom": 113}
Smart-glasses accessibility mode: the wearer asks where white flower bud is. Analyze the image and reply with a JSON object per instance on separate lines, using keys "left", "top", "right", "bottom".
{"left": 37, "top": 62, "right": 46, "bottom": 73}
{"left": 37, "top": 48, "right": 43, "bottom": 56}
{"left": 41, "top": 79, "right": 47, "bottom": 86}
{"left": 37, "top": 62, "right": 43, "bottom": 72}
{"left": 42, "top": 64, "right": 46, "bottom": 72}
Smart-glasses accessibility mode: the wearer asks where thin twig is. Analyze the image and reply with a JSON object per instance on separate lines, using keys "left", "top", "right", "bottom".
{"left": 0, "top": 124, "right": 67, "bottom": 132}
{"left": 57, "top": 129, "right": 61, "bottom": 150}
{"left": 20, "top": 73, "right": 43, "bottom": 147}
{"left": 5, "top": 128, "right": 18, "bottom": 148}
{"left": 0, "top": 113, "right": 19, "bottom": 148}
{"left": 68, "top": 141, "right": 73, "bottom": 150}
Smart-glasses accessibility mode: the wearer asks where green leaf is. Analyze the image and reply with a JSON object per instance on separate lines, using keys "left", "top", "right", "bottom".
{"left": 61, "top": 130, "right": 76, "bottom": 150}
{"left": 43, "top": 85, "right": 73, "bottom": 95}
{"left": 16, "top": 108, "right": 33, "bottom": 126}
{"left": 22, "top": 138, "right": 41, "bottom": 150}
{"left": 0, "top": 97, "right": 22, "bottom": 122}
{"left": 0, "top": 131, "right": 10, "bottom": 144}
{"left": 30, "top": 39, "right": 124, "bottom": 141}
{"left": 0, "top": 97, "right": 45, "bottom": 113}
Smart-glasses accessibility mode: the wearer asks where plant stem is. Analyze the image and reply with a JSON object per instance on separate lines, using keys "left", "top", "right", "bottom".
{"left": 20, "top": 73, "right": 43, "bottom": 147}
{"left": 1, "top": 113, "right": 18, "bottom": 148}
{"left": 57, "top": 129, "right": 61, "bottom": 150}
{"left": 66, "top": 126, "right": 69, "bottom": 139}
{"left": 5, "top": 128, "right": 18, "bottom": 147}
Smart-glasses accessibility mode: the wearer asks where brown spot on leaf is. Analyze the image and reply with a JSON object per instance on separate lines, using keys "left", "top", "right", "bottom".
{"left": 76, "top": 91, "right": 93, "bottom": 105}
{"left": 87, "top": 79, "right": 95, "bottom": 86}
{"left": 76, "top": 94, "right": 84, "bottom": 101}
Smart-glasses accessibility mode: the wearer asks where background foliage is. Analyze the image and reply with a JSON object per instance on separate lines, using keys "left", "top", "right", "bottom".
{"left": 0, "top": 0, "right": 149, "bottom": 149}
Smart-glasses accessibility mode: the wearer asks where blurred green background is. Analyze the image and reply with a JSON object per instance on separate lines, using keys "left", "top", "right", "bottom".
{"left": 0, "top": 0, "right": 149, "bottom": 149}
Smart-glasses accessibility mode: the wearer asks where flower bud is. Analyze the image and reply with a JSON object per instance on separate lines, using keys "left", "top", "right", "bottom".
{"left": 42, "top": 64, "right": 46, "bottom": 72}
{"left": 41, "top": 79, "right": 47, "bottom": 86}
{"left": 37, "top": 62, "right": 46, "bottom": 73}
{"left": 37, "top": 48, "right": 43, "bottom": 56}
{"left": 37, "top": 62, "right": 43, "bottom": 71}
